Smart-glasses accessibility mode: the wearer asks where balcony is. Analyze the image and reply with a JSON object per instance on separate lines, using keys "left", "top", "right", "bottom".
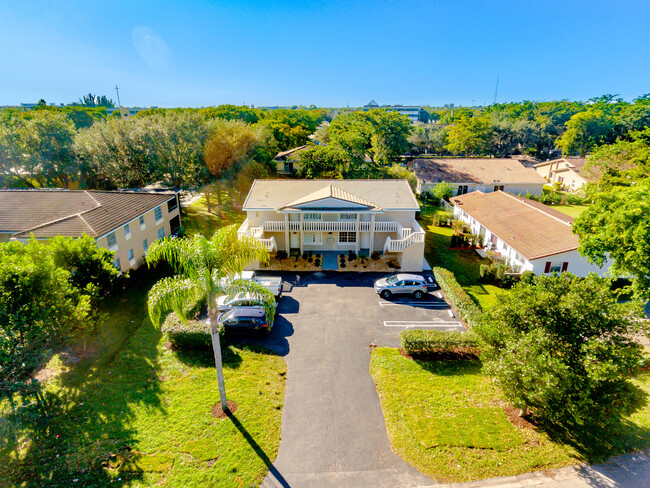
{"left": 239, "top": 219, "right": 403, "bottom": 234}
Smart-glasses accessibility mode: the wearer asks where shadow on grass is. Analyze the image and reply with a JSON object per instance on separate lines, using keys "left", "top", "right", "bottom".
{"left": 0, "top": 269, "right": 167, "bottom": 487}
{"left": 414, "top": 358, "right": 483, "bottom": 377}
{"left": 172, "top": 343, "right": 244, "bottom": 369}
{"left": 227, "top": 412, "right": 290, "bottom": 488}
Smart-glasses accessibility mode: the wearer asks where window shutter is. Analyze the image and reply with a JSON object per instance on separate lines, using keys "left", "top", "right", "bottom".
{"left": 561, "top": 262, "right": 569, "bottom": 272}
{"left": 544, "top": 262, "right": 551, "bottom": 273}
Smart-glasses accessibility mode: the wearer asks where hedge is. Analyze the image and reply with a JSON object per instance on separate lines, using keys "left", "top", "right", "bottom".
{"left": 400, "top": 330, "right": 480, "bottom": 356}
{"left": 162, "top": 313, "right": 213, "bottom": 349}
{"left": 433, "top": 266, "right": 481, "bottom": 329}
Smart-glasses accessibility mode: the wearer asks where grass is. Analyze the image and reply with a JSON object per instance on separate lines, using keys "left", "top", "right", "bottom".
{"left": 370, "top": 348, "right": 650, "bottom": 483}
{"left": 0, "top": 268, "right": 286, "bottom": 488}
{"left": 552, "top": 204, "right": 590, "bottom": 218}
{"left": 418, "top": 208, "right": 504, "bottom": 310}
{"left": 182, "top": 190, "right": 245, "bottom": 239}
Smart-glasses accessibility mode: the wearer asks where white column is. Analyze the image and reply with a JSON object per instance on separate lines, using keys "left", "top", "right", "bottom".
{"left": 355, "top": 213, "right": 360, "bottom": 253}
{"left": 369, "top": 214, "right": 375, "bottom": 254}
{"left": 284, "top": 213, "right": 289, "bottom": 252}
{"left": 299, "top": 213, "right": 304, "bottom": 255}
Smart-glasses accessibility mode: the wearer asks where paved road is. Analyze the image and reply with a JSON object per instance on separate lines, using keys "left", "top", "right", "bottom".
{"left": 260, "top": 272, "right": 449, "bottom": 488}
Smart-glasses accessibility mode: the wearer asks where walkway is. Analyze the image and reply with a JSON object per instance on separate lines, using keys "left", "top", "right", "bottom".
{"left": 320, "top": 251, "right": 339, "bottom": 271}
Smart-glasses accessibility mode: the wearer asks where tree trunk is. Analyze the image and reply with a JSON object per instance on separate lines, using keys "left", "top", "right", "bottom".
{"left": 209, "top": 306, "right": 228, "bottom": 413}
{"left": 215, "top": 182, "right": 223, "bottom": 219}
{"left": 204, "top": 186, "right": 212, "bottom": 213}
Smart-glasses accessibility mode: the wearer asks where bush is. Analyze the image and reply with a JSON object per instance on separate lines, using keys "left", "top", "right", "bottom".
{"left": 520, "top": 270, "right": 535, "bottom": 284}
{"left": 276, "top": 250, "right": 287, "bottom": 260}
{"left": 348, "top": 251, "right": 357, "bottom": 261}
{"left": 371, "top": 250, "right": 381, "bottom": 261}
{"left": 339, "top": 253, "right": 346, "bottom": 259}
{"left": 401, "top": 330, "right": 480, "bottom": 356}
{"left": 314, "top": 259, "right": 321, "bottom": 267}
{"left": 162, "top": 313, "right": 212, "bottom": 349}
{"left": 315, "top": 253, "right": 321, "bottom": 258}
{"left": 340, "top": 262, "right": 346, "bottom": 268}
{"left": 479, "top": 264, "right": 491, "bottom": 281}
{"left": 500, "top": 274, "right": 517, "bottom": 289}
{"left": 433, "top": 267, "right": 481, "bottom": 328}
{"left": 302, "top": 252, "right": 308, "bottom": 260}
{"left": 307, "top": 257, "right": 313, "bottom": 263}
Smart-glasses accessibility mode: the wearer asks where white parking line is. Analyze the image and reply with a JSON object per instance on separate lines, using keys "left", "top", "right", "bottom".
{"left": 435, "top": 292, "right": 442, "bottom": 298}
{"left": 383, "top": 320, "right": 464, "bottom": 329}
{"left": 378, "top": 301, "right": 449, "bottom": 308}
{"left": 447, "top": 309, "right": 455, "bottom": 318}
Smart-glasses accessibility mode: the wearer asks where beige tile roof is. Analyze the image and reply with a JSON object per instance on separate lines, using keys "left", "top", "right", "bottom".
{"left": 243, "top": 179, "right": 419, "bottom": 211}
{"left": 1, "top": 189, "right": 177, "bottom": 239}
{"left": 274, "top": 145, "right": 309, "bottom": 160}
{"left": 412, "top": 158, "right": 547, "bottom": 185}
{"left": 279, "top": 184, "right": 381, "bottom": 210}
{"left": 450, "top": 191, "right": 578, "bottom": 260}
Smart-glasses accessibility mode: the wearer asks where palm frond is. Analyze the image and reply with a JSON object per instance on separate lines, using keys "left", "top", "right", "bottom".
{"left": 147, "top": 276, "right": 203, "bottom": 327}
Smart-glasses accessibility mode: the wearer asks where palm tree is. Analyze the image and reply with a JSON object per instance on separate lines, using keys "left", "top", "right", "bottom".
{"left": 146, "top": 224, "right": 272, "bottom": 413}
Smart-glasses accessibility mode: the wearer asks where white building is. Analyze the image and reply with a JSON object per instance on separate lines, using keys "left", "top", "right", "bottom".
{"left": 534, "top": 157, "right": 595, "bottom": 191}
{"left": 450, "top": 191, "right": 608, "bottom": 277}
{"left": 411, "top": 158, "right": 547, "bottom": 196}
{"left": 238, "top": 179, "right": 426, "bottom": 271}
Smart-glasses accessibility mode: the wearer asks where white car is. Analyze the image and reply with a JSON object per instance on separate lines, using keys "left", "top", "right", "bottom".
{"left": 216, "top": 293, "right": 266, "bottom": 312}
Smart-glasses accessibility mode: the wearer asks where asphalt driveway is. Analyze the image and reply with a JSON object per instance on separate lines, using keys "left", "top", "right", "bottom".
{"left": 257, "top": 271, "right": 457, "bottom": 488}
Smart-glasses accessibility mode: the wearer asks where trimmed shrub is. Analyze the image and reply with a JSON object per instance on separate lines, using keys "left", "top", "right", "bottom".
{"left": 339, "top": 253, "right": 346, "bottom": 259}
{"left": 162, "top": 313, "right": 212, "bottom": 349}
{"left": 371, "top": 250, "right": 381, "bottom": 261}
{"left": 520, "top": 270, "right": 535, "bottom": 284}
{"left": 276, "top": 250, "right": 288, "bottom": 260}
{"left": 302, "top": 252, "right": 308, "bottom": 260}
{"left": 340, "top": 262, "right": 346, "bottom": 268}
{"left": 401, "top": 330, "right": 480, "bottom": 356}
{"left": 347, "top": 252, "right": 357, "bottom": 261}
{"left": 500, "top": 274, "right": 517, "bottom": 289}
{"left": 314, "top": 259, "right": 321, "bottom": 267}
{"left": 433, "top": 267, "right": 481, "bottom": 329}
{"left": 307, "top": 257, "right": 313, "bottom": 263}
{"left": 479, "top": 264, "right": 491, "bottom": 281}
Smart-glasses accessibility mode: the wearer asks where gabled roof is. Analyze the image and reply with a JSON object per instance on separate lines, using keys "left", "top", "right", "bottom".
{"left": 278, "top": 184, "right": 381, "bottom": 210}
{"left": 411, "top": 158, "right": 547, "bottom": 185}
{"left": 534, "top": 157, "right": 597, "bottom": 183}
{"left": 1, "top": 189, "right": 177, "bottom": 239}
{"left": 274, "top": 145, "right": 309, "bottom": 160}
{"left": 450, "top": 191, "right": 579, "bottom": 260}
{"left": 242, "top": 179, "right": 419, "bottom": 211}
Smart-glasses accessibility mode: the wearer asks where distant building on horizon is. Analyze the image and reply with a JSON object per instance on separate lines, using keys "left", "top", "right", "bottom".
{"left": 363, "top": 100, "right": 428, "bottom": 123}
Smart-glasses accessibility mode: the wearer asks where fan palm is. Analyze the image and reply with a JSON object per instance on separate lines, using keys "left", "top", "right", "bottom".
{"left": 146, "top": 224, "right": 272, "bottom": 412}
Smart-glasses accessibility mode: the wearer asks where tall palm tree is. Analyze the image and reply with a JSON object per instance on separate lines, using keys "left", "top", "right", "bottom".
{"left": 146, "top": 224, "right": 272, "bottom": 412}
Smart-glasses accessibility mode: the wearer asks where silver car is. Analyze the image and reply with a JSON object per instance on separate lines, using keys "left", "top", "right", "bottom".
{"left": 374, "top": 274, "right": 428, "bottom": 299}
{"left": 216, "top": 293, "right": 266, "bottom": 312}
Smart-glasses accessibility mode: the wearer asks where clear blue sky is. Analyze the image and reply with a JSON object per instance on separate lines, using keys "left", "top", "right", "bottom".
{"left": 1, "top": 0, "right": 649, "bottom": 108}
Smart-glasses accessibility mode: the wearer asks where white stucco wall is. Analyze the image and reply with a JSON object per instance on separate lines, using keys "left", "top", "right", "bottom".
{"left": 420, "top": 181, "right": 544, "bottom": 197}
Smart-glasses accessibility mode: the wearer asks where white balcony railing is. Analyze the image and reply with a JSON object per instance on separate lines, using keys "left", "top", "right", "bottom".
{"left": 383, "top": 220, "right": 426, "bottom": 253}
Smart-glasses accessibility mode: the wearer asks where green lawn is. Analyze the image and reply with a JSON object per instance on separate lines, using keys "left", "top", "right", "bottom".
{"left": 552, "top": 204, "right": 590, "bottom": 218}
{"left": 0, "top": 269, "right": 286, "bottom": 488}
{"left": 183, "top": 191, "right": 245, "bottom": 239}
{"left": 419, "top": 209, "right": 504, "bottom": 310}
{"left": 370, "top": 348, "right": 650, "bottom": 483}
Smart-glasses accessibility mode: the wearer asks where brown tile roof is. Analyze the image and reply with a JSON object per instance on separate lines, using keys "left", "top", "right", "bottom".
{"left": 450, "top": 191, "right": 578, "bottom": 260}
{"left": 243, "top": 179, "right": 419, "bottom": 211}
{"left": 411, "top": 158, "right": 547, "bottom": 185}
{"left": 1, "top": 189, "right": 177, "bottom": 239}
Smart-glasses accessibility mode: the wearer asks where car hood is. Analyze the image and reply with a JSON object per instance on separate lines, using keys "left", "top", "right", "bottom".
{"left": 374, "top": 278, "right": 388, "bottom": 288}
{"left": 216, "top": 295, "right": 230, "bottom": 307}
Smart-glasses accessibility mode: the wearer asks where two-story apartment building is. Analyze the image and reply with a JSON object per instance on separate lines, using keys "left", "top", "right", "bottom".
{"left": 534, "top": 157, "right": 595, "bottom": 191}
{"left": 238, "top": 179, "right": 426, "bottom": 271}
{"left": 450, "top": 191, "right": 609, "bottom": 277}
{"left": 0, "top": 189, "right": 181, "bottom": 272}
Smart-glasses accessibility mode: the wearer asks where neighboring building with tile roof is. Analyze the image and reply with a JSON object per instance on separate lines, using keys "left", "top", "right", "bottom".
{"left": 0, "top": 189, "right": 181, "bottom": 272}
{"left": 410, "top": 158, "right": 547, "bottom": 196}
{"left": 274, "top": 145, "right": 310, "bottom": 176}
{"left": 450, "top": 191, "right": 609, "bottom": 277}
{"left": 238, "top": 179, "right": 425, "bottom": 271}
{"left": 534, "top": 157, "right": 596, "bottom": 191}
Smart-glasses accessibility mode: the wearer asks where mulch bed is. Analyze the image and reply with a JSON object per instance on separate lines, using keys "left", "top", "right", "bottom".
{"left": 211, "top": 400, "right": 238, "bottom": 419}
{"left": 502, "top": 405, "right": 536, "bottom": 430}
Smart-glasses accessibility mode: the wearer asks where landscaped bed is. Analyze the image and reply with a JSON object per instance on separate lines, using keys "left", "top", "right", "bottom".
{"left": 0, "top": 270, "right": 286, "bottom": 488}
{"left": 370, "top": 347, "right": 650, "bottom": 483}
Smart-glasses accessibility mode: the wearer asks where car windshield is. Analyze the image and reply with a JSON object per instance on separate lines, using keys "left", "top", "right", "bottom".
{"left": 386, "top": 276, "right": 399, "bottom": 284}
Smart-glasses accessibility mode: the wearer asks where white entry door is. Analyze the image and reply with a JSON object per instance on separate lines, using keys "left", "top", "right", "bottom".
{"left": 290, "top": 232, "right": 299, "bottom": 249}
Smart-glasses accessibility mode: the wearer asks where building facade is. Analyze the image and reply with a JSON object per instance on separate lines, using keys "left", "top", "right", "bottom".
{"left": 238, "top": 179, "right": 426, "bottom": 271}
{"left": 0, "top": 189, "right": 181, "bottom": 272}
{"left": 450, "top": 191, "right": 608, "bottom": 277}
{"left": 534, "top": 157, "right": 593, "bottom": 191}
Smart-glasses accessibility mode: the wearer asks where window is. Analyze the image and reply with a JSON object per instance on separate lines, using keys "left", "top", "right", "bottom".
{"left": 545, "top": 262, "right": 561, "bottom": 273}
{"left": 107, "top": 232, "right": 117, "bottom": 250}
{"left": 167, "top": 197, "right": 178, "bottom": 212}
{"left": 303, "top": 232, "right": 322, "bottom": 244}
{"left": 493, "top": 185, "right": 504, "bottom": 191}
{"left": 124, "top": 223, "right": 131, "bottom": 239}
{"left": 457, "top": 185, "right": 468, "bottom": 196}
{"left": 339, "top": 213, "right": 357, "bottom": 220}
{"left": 157, "top": 227, "right": 165, "bottom": 240}
{"left": 139, "top": 215, "right": 146, "bottom": 229}
{"left": 113, "top": 257, "right": 121, "bottom": 270}
{"left": 515, "top": 252, "right": 523, "bottom": 262}
{"left": 339, "top": 231, "right": 356, "bottom": 243}
{"left": 303, "top": 213, "right": 321, "bottom": 221}
{"left": 154, "top": 206, "right": 163, "bottom": 222}
{"left": 128, "top": 249, "right": 135, "bottom": 265}
{"left": 143, "top": 239, "right": 148, "bottom": 252}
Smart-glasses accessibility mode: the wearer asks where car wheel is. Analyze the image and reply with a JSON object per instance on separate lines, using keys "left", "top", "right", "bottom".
{"left": 413, "top": 290, "right": 424, "bottom": 299}
{"left": 380, "top": 290, "right": 392, "bottom": 299}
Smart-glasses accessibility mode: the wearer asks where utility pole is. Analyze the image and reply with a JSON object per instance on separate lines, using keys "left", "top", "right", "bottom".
{"left": 493, "top": 75, "right": 500, "bottom": 105}
{"left": 114, "top": 85, "right": 127, "bottom": 118}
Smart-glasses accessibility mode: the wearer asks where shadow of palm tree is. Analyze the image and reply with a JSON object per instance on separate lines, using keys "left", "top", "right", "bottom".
{"left": 227, "top": 412, "right": 291, "bottom": 488}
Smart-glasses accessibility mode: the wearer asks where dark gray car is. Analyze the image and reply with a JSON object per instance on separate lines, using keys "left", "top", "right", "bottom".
{"left": 374, "top": 273, "right": 428, "bottom": 299}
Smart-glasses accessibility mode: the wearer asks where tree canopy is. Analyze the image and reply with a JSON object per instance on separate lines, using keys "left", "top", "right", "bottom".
{"left": 477, "top": 273, "right": 647, "bottom": 426}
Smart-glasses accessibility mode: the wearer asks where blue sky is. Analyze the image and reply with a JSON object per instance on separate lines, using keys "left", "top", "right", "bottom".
{"left": 1, "top": 1, "right": 649, "bottom": 108}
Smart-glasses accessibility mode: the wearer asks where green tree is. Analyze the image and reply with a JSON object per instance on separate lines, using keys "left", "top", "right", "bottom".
{"left": 0, "top": 241, "right": 91, "bottom": 382}
{"left": 477, "top": 273, "right": 646, "bottom": 425}
{"left": 445, "top": 115, "right": 492, "bottom": 155}
{"left": 200, "top": 104, "right": 260, "bottom": 124}
{"left": 295, "top": 145, "right": 349, "bottom": 179}
{"left": 428, "top": 181, "right": 454, "bottom": 203}
{"left": 556, "top": 109, "right": 616, "bottom": 156}
{"left": 77, "top": 93, "right": 115, "bottom": 108}
{"left": 145, "top": 226, "right": 272, "bottom": 413}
